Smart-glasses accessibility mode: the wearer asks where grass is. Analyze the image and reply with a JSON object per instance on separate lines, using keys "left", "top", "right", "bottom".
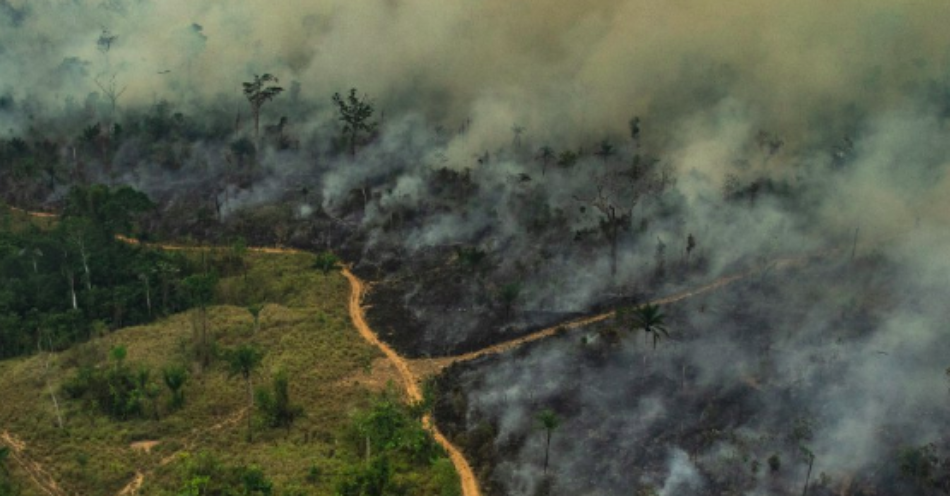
{"left": 0, "top": 250, "right": 408, "bottom": 495}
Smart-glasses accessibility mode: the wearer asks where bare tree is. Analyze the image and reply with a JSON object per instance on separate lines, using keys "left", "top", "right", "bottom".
{"left": 94, "top": 74, "right": 127, "bottom": 119}
{"left": 574, "top": 177, "right": 634, "bottom": 279}
{"left": 536, "top": 145, "right": 554, "bottom": 176}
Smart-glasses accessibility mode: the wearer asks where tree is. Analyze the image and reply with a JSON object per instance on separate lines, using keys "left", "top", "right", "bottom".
{"left": 511, "top": 124, "right": 525, "bottom": 148}
{"left": 536, "top": 146, "right": 554, "bottom": 176}
{"left": 686, "top": 233, "right": 696, "bottom": 265}
{"left": 181, "top": 273, "right": 217, "bottom": 369}
{"left": 574, "top": 180, "right": 633, "bottom": 279}
{"left": 630, "top": 304, "right": 669, "bottom": 350}
{"left": 499, "top": 282, "right": 521, "bottom": 318}
{"left": 536, "top": 409, "right": 560, "bottom": 474}
{"left": 255, "top": 370, "right": 303, "bottom": 430}
{"left": 556, "top": 150, "right": 578, "bottom": 169}
{"left": 110, "top": 344, "right": 127, "bottom": 373}
{"left": 312, "top": 251, "right": 340, "bottom": 275}
{"left": 226, "top": 344, "right": 264, "bottom": 442}
{"left": 332, "top": 88, "right": 376, "bottom": 156}
{"left": 594, "top": 139, "right": 615, "bottom": 164}
{"left": 629, "top": 116, "right": 641, "bottom": 147}
{"left": 94, "top": 74, "right": 127, "bottom": 120}
{"left": 242, "top": 74, "right": 284, "bottom": 141}
{"left": 230, "top": 237, "right": 248, "bottom": 279}
{"left": 247, "top": 304, "right": 264, "bottom": 333}
{"left": 162, "top": 364, "right": 188, "bottom": 411}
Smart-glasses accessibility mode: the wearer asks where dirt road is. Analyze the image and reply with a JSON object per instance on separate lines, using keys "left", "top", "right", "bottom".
{"left": 342, "top": 267, "right": 482, "bottom": 496}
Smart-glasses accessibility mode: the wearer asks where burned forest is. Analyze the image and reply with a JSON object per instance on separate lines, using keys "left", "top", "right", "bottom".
{"left": 2, "top": 1, "right": 950, "bottom": 495}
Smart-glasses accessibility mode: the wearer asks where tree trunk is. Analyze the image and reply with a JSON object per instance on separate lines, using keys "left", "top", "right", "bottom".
{"left": 254, "top": 107, "right": 261, "bottom": 141}
{"left": 802, "top": 454, "right": 814, "bottom": 496}
{"left": 543, "top": 430, "right": 551, "bottom": 474}
{"left": 246, "top": 376, "right": 254, "bottom": 442}
{"left": 365, "top": 435, "right": 372, "bottom": 465}
{"left": 79, "top": 239, "right": 91, "bottom": 291}
{"left": 40, "top": 340, "right": 65, "bottom": 430}
{"left": 69, "top": 273, "right": 78, "bottom": 310}
{"left": 144, "top": 277, "right": 152, "bottom": 317}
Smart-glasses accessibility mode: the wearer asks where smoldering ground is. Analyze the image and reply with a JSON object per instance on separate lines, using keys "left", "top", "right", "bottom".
{"left": 435, "top": 223, "right": 950, "bottom": 495}
{"left": 3, "top": 2, "right": 950, "bottom": 493}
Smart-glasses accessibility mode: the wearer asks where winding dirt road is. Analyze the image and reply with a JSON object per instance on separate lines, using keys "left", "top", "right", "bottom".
{"left": 342, "top": 268, "right": 482, "bottom": 496}
{"left": 3, "top": 205, "right": 837, "bottom": 496}
{"left": 412, "top": 253, "right": 819, "bottom": 377}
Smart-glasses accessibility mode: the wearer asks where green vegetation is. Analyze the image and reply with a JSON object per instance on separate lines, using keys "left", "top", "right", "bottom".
{"left": 226, "top": 344, "right": 265, "bottom": 442}
{"left": 623, "top": 303, "right": 669, "bottom": 350}
{"left": 337, "top": 391, "right": 459, "bottom": 496}
{"left": 0, "top": 246, "right": 458, "bottom": 495}
{"left": 0, "top": 188, "right": 196, "bottom": 359}
{"left": 332, "top": 88, "right": 376, "bottom": 157}
{"left": 243, "top": 74, "right": 284, "bottom": 141}
{"left": 0, "top": 446, "right": 16, "bottom": 496}
{"left": 312, "top": 251, "right": 341, "bottom": 275}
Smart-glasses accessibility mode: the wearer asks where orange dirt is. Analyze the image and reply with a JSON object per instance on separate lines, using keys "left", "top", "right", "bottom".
{"left": 6, "top": 206, "right": 57, "bottom": 218}
{"left": 116, "top": 471, "right": 144, "bottom": 496}
{"left": 413, "top": 253, "right": 821, "bottom": 377}
{"left": 129, "top": 440, "right": 160, "bottom": 453}
{"left": 1, "top": 430, "right": 65, "bottom": 496}
{"left": 342, "top": 267, "right": 482, "bottom": 496}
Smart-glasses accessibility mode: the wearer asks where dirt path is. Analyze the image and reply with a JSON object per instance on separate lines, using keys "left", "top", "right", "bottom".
{"left": 6, "top": 206, "right": 57, "bottom": 219}
{"left": 116, "top": 471, "right": 143, "bottom": 496}
{"left": 1, "top": 430, "right": 65, "bottom": 496}
{"left": 342, "top": 267, "right": 482, "bottom": 496}
{"left": 413, "top": 252, "right": 820, "bottom": 376}
{"left": 114, "top": 235, "right": 305, "bottom": 255}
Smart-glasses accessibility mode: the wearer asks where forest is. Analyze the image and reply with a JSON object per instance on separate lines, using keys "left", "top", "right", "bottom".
{"left": 3, "top": 1, "right": 950, "bottom": 495}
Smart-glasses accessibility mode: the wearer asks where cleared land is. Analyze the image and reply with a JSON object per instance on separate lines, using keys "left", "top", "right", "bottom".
{"left": 0, "top": 250, "right": 397, "bottom": 495}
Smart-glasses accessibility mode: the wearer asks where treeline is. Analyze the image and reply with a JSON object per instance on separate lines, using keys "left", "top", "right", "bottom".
{"left": 0, "top": 184, "right": 197, "bottom": 358}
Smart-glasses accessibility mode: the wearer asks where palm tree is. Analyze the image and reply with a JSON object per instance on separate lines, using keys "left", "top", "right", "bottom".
{"left": 227, "top": 344, "right": 265, "bottom": 441}
{"left": 162, "top": 364, "right": 188, "bottom": 410}
{"left": 631, "top": 303, "right": 669, "bottom": 350}
{"left": 536, "top": 409, "right": 560, "bottom": 474}
{"left": 594, "top": 139, "right": 615, "bottom": 164}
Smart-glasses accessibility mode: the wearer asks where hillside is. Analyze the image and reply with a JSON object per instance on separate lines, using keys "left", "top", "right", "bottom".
{"left": 0, "top": 248, "right": 458, "bottom": 495}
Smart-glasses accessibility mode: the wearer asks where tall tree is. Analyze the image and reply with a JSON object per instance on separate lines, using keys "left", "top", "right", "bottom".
{"left": 332, "top": 88, "right": 376, "bottom": 156}
{"left": 536, "top": 409, "right": 560, "bottom": 474}
{"left": 181, "top": 273, "right": 217, "bottom": 370}
{"left": 574, "top": 181, "right": 632, "bottom": 279}
{"left": 227, "top": 344, "right": 264, "bottom": 442}
{"left": 242, "top": 74, "right": 284, "bottom": 141}
{"left": 536, "top": 146, "right": 554, "bottom": 176}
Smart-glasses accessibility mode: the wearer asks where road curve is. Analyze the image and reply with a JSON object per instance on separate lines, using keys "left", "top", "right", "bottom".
{"left": 342, "top": 267, "right": 482, "bottom": 496}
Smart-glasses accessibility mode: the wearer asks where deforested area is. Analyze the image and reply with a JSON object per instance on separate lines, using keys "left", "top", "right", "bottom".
{"left": 1, "top": 1, "right": 950, "bottom": 495}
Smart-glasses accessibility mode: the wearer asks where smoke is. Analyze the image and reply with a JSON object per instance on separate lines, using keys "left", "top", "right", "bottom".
{"left": 4, "top": 1, "right": 950, "bottom": 493}
{"left": 3, "top": 1, "right": 950, "bottom": 140}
